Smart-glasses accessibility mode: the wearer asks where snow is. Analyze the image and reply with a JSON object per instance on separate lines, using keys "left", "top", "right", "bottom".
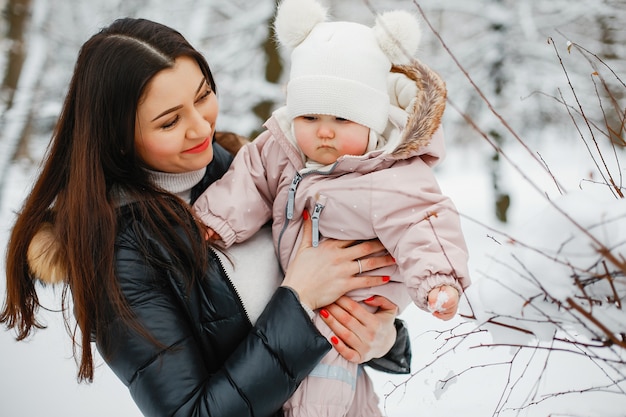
{"left": 429, "top": 288, "right": 450, "bottom": 313}
{"left": 1, "top": 0, "right": 625, "bottom": 416}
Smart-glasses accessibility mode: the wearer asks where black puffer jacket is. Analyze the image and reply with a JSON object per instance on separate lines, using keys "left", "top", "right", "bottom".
{"left": 101, "top": 234, "right": 327, "bottom": 416}
{"left": 95, "top": 144, "right": 410, "bottom": 417}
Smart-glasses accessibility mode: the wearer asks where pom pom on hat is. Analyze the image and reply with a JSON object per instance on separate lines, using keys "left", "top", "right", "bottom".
{"left": 374, "top": 11, "right": 421, "bottom": 65}
{"left": 274, "top": 0, "right": 327, "bottom": 48}
{"left": 274, "top": 0, "right": 421, "bottom": 64}
{"left": 273, "top": 0, "right": 421, "bottom": 134}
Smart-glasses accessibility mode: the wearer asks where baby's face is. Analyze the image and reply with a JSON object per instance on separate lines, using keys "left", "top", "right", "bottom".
{"left": 293, "top": 115, "right": 370, "bottom": 165}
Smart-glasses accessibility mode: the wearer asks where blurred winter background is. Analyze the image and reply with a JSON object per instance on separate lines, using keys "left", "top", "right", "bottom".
{"left": 0, "top": 0, "right": 625, "bottom": 416}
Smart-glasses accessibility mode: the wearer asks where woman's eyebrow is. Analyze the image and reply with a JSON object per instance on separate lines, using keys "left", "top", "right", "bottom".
{"left": 195, "top": 78, "right": 206, "bottom": 95}
{"left": 151, "top": 105, "right": 182, "bottom": 122}
{"left": 150, "top": 78, "right": 207, "bottom": 122}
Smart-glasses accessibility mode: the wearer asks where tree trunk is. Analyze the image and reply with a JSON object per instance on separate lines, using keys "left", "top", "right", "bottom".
{"left": 1, "top": 0, "right": 32, "bottom": 109}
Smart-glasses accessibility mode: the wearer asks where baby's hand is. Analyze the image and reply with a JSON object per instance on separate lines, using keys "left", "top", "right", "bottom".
{"left": 205, "top": 227, "right": 222, "bottom": 241}
{"left": 427, "top": 285, "right": 459, "bottom": 321}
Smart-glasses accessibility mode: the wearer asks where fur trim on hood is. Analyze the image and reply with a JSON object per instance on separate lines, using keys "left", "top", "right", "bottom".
{"left": 27, "top": 222, "right": 66, "bottom": 284}
{"left": 388, "top": 59, "right": 447, "bottom": 159}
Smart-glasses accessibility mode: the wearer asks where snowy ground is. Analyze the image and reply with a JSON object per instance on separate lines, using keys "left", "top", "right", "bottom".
{"left": 2, "top": 131, "right": 625, "bottom": 416}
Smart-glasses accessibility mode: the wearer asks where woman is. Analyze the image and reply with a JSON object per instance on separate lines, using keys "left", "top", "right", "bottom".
{"left": 0, "top": 18, "right": 409, "bottom": 417}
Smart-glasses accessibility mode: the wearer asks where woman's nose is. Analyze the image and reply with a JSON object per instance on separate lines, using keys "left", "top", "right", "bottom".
{"left": 187, "top": 110, "right": 213, "bottom": 139}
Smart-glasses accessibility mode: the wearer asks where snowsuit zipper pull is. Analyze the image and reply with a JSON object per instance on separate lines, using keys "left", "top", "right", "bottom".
{"left": 311, "top": 197, "right": 326, "bottom": 247}
{"left": 287, "top": 173, "right": 303, "bottom": 220}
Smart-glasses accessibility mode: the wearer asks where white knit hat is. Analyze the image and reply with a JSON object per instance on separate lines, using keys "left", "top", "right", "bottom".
{"left": 274, "top": 0, "right": 421, "bottom": 135}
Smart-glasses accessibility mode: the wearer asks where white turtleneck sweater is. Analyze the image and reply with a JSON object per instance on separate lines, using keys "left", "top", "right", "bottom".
{"left": 148, "top": 167, "right": 206, "bottom": 203}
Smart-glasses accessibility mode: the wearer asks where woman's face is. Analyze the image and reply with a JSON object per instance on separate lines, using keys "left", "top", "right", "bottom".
{"left": 135, "top": 56, "right": 218, "bottom": 173}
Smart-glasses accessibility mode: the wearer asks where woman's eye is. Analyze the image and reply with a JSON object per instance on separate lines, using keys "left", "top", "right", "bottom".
{"left": 161, "top": 115, "right": 179, "bottom": 129}
{"left": 196, "top": 89, "right": 212, "bottom": 103}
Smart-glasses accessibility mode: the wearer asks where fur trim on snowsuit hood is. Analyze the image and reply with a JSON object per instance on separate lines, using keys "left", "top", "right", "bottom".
{"left": 388, "top": 60, "right": 447, "bottom": 160}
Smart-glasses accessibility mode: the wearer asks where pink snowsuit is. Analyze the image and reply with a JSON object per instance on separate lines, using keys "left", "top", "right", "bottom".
{"left": 194, "top": 62, "right": 471, "bottom": 416}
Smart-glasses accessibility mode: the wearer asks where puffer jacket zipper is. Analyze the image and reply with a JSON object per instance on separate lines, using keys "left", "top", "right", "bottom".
{"left": 209, "top": 248, "right": 252, "bottom": 326}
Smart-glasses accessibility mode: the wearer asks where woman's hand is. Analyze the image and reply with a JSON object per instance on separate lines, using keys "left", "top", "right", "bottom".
{"left": 320, "top": 295, "right": 398, "bottom": 363}
{"left": 281, "top": 211, "right": 395, "bottom": 311}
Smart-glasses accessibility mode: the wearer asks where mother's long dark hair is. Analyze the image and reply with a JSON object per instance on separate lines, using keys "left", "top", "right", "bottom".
{"left": 0, "top": 18, "right": 215, "bottom": 381}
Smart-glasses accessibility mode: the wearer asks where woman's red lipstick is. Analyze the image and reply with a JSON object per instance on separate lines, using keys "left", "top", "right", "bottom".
{"left": 184, "top": 138, "right": 210, "bottom": 154}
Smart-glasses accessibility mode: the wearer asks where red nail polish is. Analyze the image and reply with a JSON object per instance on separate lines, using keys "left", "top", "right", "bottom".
{"left": 383, "top": 276, "right": 390, "bottom": 282}
{"left": 303, "top": 210, "right": 309, "bottom": 220}
{"left": 364, "top": 296, "right": 375, "bottom": 302}
{"left": 330, "top": 336, "right": 339, "bottom": 345}
{"left": 320, "top": 309, "right": 329, "bottom": 318}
